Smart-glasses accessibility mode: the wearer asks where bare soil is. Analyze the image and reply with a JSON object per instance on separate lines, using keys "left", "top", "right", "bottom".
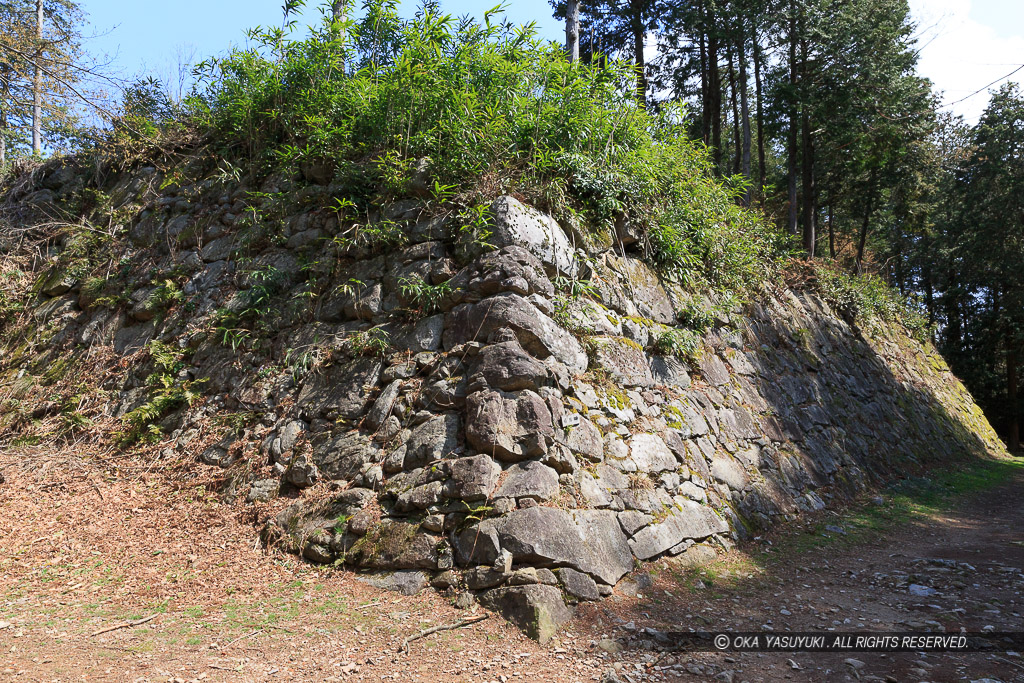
{"left": 2, "top": 449, "right": 1022, "bottom": 683}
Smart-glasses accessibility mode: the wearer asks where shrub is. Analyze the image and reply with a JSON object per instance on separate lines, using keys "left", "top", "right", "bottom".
{"left": 814, "top": 263, "right": 932, "bottom": 341}
{"left": 186, "top": 0, "right": 787, "bottom": 297}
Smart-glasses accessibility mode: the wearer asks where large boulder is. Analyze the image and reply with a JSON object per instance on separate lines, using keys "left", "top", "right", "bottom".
{"left": 606, "top": 433, "right": 677, "bottom": 473}
{"left": 313, "top": 430, "right": 378, "bottom": 481}
{"left": 627, "top": 499, "right": 729, "bottom": 560}
{"left": 468, "top": 331, "right": 552, "bottom": 392}
{"left": 465, "top": 389, "right": 554, "bottom": 461}
{"left": 571, "top": 509, "right": 635, "bottom": 585}
{"left": 478, "top": 584, "right": 572, "bottom": 644}
{"left": 445, "top": 293, "right": 588, "bottom": 375}
{"left": 404, "top": 413, "right": 461, "bottom": 469}
{"left": 592, "top": 255, "right": 676, "bottom": 324}
{"left": 490, "top": 196, "right": 578, "bottom": 277}
{"left": 442, "top": 246, "right": 555, "bottom": 309}
{"left": 347, "top": 520, "right": 439, "bottom": 569}
{"left": 448, "top": 454, "right": 502, "bottom": 501}
{"left": 591, "top": 337, "right": 655, "bottom": 388}
{"left": 297, "top": 358, "right": 383, "bottom": 420}
{"left": 561, "top": 416, "right": 604, "bottom": 461}
{"left": 496, "top": 507, "right": 632, "bottom": 586}
{"left": 711, "top": 455, "right": 750, "bottom": 491}
{"left": 494, "top": 461, "right": 559, "bottom": 501}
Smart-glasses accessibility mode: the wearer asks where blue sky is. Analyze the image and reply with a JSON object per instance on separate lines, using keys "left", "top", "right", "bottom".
{"left": 79, "top": 0, "right": 1023, "bottom": 122}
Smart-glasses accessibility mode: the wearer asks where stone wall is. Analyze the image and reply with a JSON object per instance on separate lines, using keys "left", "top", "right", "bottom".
{"left": 0, "top": 162, "right": 1006, "bottom": 641}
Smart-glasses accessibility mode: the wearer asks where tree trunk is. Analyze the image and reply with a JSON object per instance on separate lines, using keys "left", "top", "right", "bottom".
{"left": 707, "top": 6, "right": 722, "bottom": 172}
{"left": 566, "top": 0, "right": 580, "bottom": 63}
{"left": 0, "top": 65, "right": 7, "bottom": 168}
{"left": 800, "top": 38, "right": 815, "bottom": 256}
{"left": 698, "top": 5, "right": 709, "bottom": 146}
{"left": 727, "top": 47, "right": 741, "bottom": 175}
{"left": 786, "top": 2, "right": 798, "bottom": 236}
{"left": 32, "top": 0, "right": 43, "bottom": 156}
{"left": 1009, "top": 344, "right": 1020, "bottom": 453}
{"left": 331, "top": 0, "right": 347, "bottom": 23}
{"left": 738, "top": 22, "right": 752, "bottom": 205}
{"left": 630, "top": 0, "right": 646, "bottom": 103}
{"left": 855, "top": 173, "right": 877, "bottom": 275}
{"left": 753, "top": 25, "right": 765, "bottom": 196}
{"left": 828, "top": 204, "right": 835, "bottom": 259}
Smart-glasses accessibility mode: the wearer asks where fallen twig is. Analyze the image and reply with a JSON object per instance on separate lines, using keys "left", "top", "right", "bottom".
{"left": 220, "top": 629, "right": 260, "bottom": 651}
{"left": 89, "top": 613, "right": 158, "bottom": 637}
{"left": 355, "top": 600, "right": 382, "bottom": 611}
{"left": 400, "top": 614, "right": 489, "bottom": 653}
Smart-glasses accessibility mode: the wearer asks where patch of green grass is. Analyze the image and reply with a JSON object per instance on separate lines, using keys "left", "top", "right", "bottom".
{"left": 767, "top": 457, "right": 1024, "bottom": 562}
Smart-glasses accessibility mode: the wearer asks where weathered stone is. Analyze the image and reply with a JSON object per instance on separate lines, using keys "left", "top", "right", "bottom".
{"left": 562, "top": 415, "right": 603, "bottom": 461}
{"left": 478, "top": 584, "right": 572, "bottom": 644}
{"left": 465, "top": 390, "right": 553, "bottom": 462}
{"left": 443, "top": 246, "right": 554, "bottom": 308}
{"left": 347, "top": 510, "right": 374, "bottom": 536}
{"left": 395, "top": 480, "right": 446, "bottom": 511}
{"left": 649, "top": 355, "right": 692, "bottom": 388}
{"left": 698, "top": 354, "right": 732, "bottom": 386}
{"left": 490, "top": 195, "right": 578, "bottom": 276}
{"left": 199, "top": 438, "right": 236, "bottom": 468}
{"left": 201, "top": 235, "right": 235, "bottom": 262}
{"left": 358, "top": 571, "right": 429, "bottom": 596}
{"left": 284, "top": 453, "right": 320, "bottom": 488}
{"left": 718, "top": 407, "right": 759, "bottom": 440}
{"left": 269, "top": 419, "right": 305, "bottom": 460}
{"left": 578, "top": 471, "right": 613, "bottom": 508}
{"left": 497, "top": 506, "right": 582, "bottom": 567}
{"left": 617, "top": 510, "right": 653, "bottom": 537}
{"left": 404, "top": 413, "right": 460, "bottom": 468}
{"left": 678, "top": 480, "right": 707, "bottom": 503}
{"left": 469, "top": 333, "right": 551, "bottom": 392}
{"left": 334, "top": 281, "right": 383, "bottom": 321}
{"left": 594, "top": 463, "right": 630, "bottom": 492}
{"left": 591, "top": 337, "right": 655, "bottom": 388}
{"left": 508, "top": 567, "right": 541, "bottom": 585}
{"left": 593, "top": 255, "right": 675, "bottom": 324}
{"left": 448, "top": 454, "right": 501, "bottom": 501}
{"left": 452, "top": 519, "right": 502, "bottom": 566}
{"left": 466, "top": 566, "right": 510, "bottom": 590}
{"left": 297, "top": 358, "right": 382, "bottom": 420}
{"left": 541, "top": 445, "right": 578, "bottom": 474}
{"left": 365, "top": 380, "right": 401, "bottom": 431}
{"left": 347, "top": 521, "right": 439, "bottom": 569}
{"left": 246, "top": 479, "right": 280, "bottom": 503}
{"left": 494, "top": 461, "right": 559, "bottom": 501}
{"left": 313, "top": 430, "right": 377, "bottom": 481}
{"left": 725, "top": 349, "right": 757, "bottom": 375}
{"left": 627, "top": 499, "right": 729, "bottom": 560}
{"left": 536, "top": 568, "right": 559, "bottom": 585}
{"left": 616, "top": 433, "right": 677, "bottom": 473}
{"left": 563, "top": 299, "right": 621, "bottom": 336}
{"left": 37, "top": 269, "right": 77, "bottom": 297}
{"left": 668, "top": 543, "right": 718, "bottom": 569}
{"left": 393, "top": 314, "right": 444, "bottom": 352}
{"left": 711, "top": 456, "right": 750, "bottom": 491}
{"left": 558, "top": 567, "right": 600, "bottom": 601}
{"left": 571, "top": 509, "right": 635, "bottom": 585}
{"left": 444, "top": 293, "right": 587, "bottom": 375}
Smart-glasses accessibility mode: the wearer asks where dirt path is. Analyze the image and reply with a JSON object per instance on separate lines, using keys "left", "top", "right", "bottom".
{"left": 1, "top": 453, "right": 1022, "bottom": 683}
{"left": 582, "top": 463, "right": 1024, "bottom": 683}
